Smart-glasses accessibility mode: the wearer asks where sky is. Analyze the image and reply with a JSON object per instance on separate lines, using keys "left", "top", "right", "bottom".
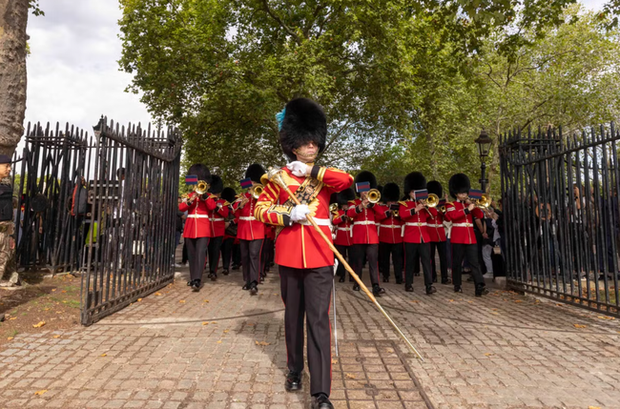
{"left": 24, "top": 0, "right": 609, "bottom": 140}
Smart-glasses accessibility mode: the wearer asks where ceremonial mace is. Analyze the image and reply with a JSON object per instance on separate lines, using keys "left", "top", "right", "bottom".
{"left": 267, "top": 167, "right": 424, "bottom": 361}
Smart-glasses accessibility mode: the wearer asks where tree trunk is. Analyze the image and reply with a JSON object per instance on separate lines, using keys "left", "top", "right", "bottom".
{"left": 0, "top": 0, "right": 29, "bottom": 156}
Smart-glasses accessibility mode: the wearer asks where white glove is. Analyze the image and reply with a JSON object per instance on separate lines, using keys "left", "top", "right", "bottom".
{"left": 287, "top": 161, "right": 308, "bottom": 177}
{"left": 290, "top": 204, "right": 310, "bottom": 223}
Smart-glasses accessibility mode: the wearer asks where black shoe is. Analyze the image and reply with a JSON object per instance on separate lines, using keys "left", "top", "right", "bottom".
{"left": 249, "top": 281, "right": 258, "bottom": 295}
{"left": 414, "top": 272, "right": 420, "bottom": 277}
{"left": 232, "top": 265, "right": 240, "bottom": 271}
{"left": 426, "top": 285, "right": 437, "bottom": 295}
{"left": 222, "top": 269, "right": 229, "bottom": 276}
{"left": 338, "top": 276, "right": 345, "bottom": 283}
{"left": 432, "top": 277, "right": 438, "bottom": 283}
{"left": 441, "top": 279, "right": 452, "bottom": 285}
{"left": 242, "top": 283, "right": 250, "bottom": 290}
{"left": 405, "top": 285, "right": 414, "bottom": 292}
{"left": 187, "top": 280, "right": 192, "bottom": 286}
{"left": 475, "top": 285, "right": 489, "bottom": 297}
{"left": 210, "top": 273, "right": 217, "bottom": 281}
{"left": 352, "top": 284, "right": 360, "bottom": 291}
{"left": 395, "top": 279, "right": 403, "bottom": 285}
{"left": 284, "top": 371, "right": 302, "bottom": 392}
{"left": 311, "top": 393, "right": 334, "bottom": 409}
{"left": 191, "top": 280, "right": 201, "bottom": 292}
{"left": 372, "top": 284, "right": 385, "bottom": 296}
{"left": 382, "top": 276, "right": 389, "bottom": 283}
{"left": 454, "top": 285, "right": 462, "bottom": 293}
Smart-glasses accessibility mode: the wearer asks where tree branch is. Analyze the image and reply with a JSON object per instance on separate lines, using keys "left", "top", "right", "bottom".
{"left": 261, "top": 0, "right": 302, "bottom": 44}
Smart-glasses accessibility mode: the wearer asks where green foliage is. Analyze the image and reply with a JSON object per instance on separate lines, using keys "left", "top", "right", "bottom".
{"left": 28, "top": 0, "right": 44, "bottom": 16}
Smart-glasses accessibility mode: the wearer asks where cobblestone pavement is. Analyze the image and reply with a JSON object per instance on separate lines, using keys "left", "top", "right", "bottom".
{"left": 1, "top": 267, "right": 620, "bottom": 409}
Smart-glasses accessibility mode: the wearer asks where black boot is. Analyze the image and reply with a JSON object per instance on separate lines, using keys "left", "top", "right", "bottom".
{"left": 311, "top": 393, "right": 334, "bottom": 409}
{"left": 222, "top": 269, "right": 229, "bottom": 276}
{"left": 475, "top": 284, "right": 489, "bottom": 297}
{"left": 382, "top": 276, "right": 389, "bottom": 283}
{"left": 338, "top": 276, "right": 345, "bottom": 283}
{"left": 249, "top": 281, "right": 258, "bottom": 295}
{"left": 352, "top": 283, "right": 360, "bottom": 291}
{"left": 405, "top": 285, "right": 414, "bottom": 292}
{"left": 426, "top": 285, "right": 437, "bottom": 295}
{"left": 191, "top": 279, "right": 201, "bottom": 292}
{"left": 242, "top": 282, "right": 250, "bottom": 290}
{"left": 454, "top": 285, "right": 462, "bottom": 293}
{"left": 441, "top": 278, "right": 451, "bottom": 285}
{"left": 284, "top": 371, "right": 302, "bottom": 392}
{"left": 210, "top": 273, "right": 217, "bottom": 281}
{"left": 372, "top": 284, "right": 385, "bottom": 296}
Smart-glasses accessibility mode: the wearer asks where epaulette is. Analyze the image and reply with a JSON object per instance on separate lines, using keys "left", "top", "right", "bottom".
{"left": 348, "top": 200, "right": 357, "bottom": 204}
{"left": 397, "top": 200, "right": 408, "bottom": 206}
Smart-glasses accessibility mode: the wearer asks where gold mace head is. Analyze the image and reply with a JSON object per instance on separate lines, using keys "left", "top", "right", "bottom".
{"left": 267, "top": 167, "right": 287, "bottom": 188}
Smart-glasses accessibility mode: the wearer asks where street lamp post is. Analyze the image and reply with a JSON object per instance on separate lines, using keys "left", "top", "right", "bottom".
{"left": 475, "top": 130, "right": 492, "bottom": 192}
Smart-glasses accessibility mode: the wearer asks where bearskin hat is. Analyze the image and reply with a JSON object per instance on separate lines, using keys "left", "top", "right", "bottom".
{"left": 188, "top": 164, "right": 211, "bottom": 184}
{"left": 338, "top": 188, "right": 356, "bottom": 206}
{"left": 427, "top": 181, "right": 443, "bottom": 198}
{"left": 449, "top": 173, "right": 471, "bottom": 198}
{"left": 208, "top": 175, "right": 224, "bottom": 194}
{"left": 382, "top": 183, "right": 400, "bottom": 202}
{"left": 279, "top": 98, "right": 327, "bottom": 162}
{"left": 221, "top": 187, "right": 236, "bottom": 203}
{"left": 403, "top": 172, "right": 426, "bottom": 194}
{"left": 330, "top": 193, "right": 339, "bottom": 205}
{"left": 354, "top": 170, "right": 377, "bottom": 197}
{"left": 377, "top": 185, "right": 384, "bottom": 196}
{"left": 245, "top": 163, "right": 265, "bottom": 183}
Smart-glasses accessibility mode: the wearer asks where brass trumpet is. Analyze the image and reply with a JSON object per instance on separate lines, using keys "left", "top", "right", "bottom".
{"left": 249, "top": 184, "right": 264, "bottom": 200}
{"left": 329, "top": 203, "right": 339, "bottom": 215}
{"left": 195, "top": 180, "right": 209, "bottom": 195}
{"left": 467, "top": 193, "right": 492, "bottom": 209}
{"left": 366, "top": 189, "right": 381, "bottom": 204}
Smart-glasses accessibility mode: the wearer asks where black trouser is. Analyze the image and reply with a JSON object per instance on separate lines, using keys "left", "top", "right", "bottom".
{"left": 334, "top": 245, "right": 349, "bottom": 278}
{"left": 404, "top": 242, "right": 432, "bottom": 288}
{"left": 186, "top": 237, "right": 209, "bottom": 281}
{"left": 379, "top": 242, "right": 403, "bottom": 282}
{"left": 262, "top": 238, "right": 274, "bottom": 273}
{"left": 475, "top": 230, "right": 486, "bottom": 274}
{"left": 452, "top": 243, "right": 484, "bottom": 287}
{"left": 220, "top": 237, "right": 234, "bottom": 270}
{"left": 240, "top": 239, "right": 263, "bottom": 285}
{"left": 182, "top": 241, "right": 189, "bottom": 264}
{"left": 350, "top": 244, "right": 379, "bottom": 286}
{"left": 279, "top": 265, "right": 333, "bottom": 397}
{"left": 208, "top": 236, "right": 223, "bottom": 274}
{"left": 232, "top": 242, "right": 241, "bottom": 266}
{"left": 430, "top": 241, "right": 448, "bottom": 282}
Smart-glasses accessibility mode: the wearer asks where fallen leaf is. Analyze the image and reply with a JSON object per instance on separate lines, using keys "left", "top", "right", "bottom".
{"left": 410, "top": 300, "right": 419, "bottom": 304}
{"left": 53, "top": 335, "right": 60, "bottom": 339}
{"left": 386, "top": 348, "right": 394, "bottom": 354}
{"left": 223, "top": 330, "right": 229, "bottom": 333}
{"left": 7, "top": 337, "right": 13, "bottom": 341}
{"left": 51, "top": 289, "right": 56, "bottom": 292}
{"left": 598, "top": 316, "right": 615, "bottom": 320}
{"left": 514, "top": 300, "right": 523, "bottom": 303}
{"left": 449, "top": 299, "right": 454, "bottom": 302}
{"left": 573, "top": 324, "right": 587, "bottom": 328}
{"left": 484, "top": 353, "right": 494, "bottom": 356}
{"left": 32, "top": 321, "right": 46, "bottom": 328}
{"left": 211, "top": 321, "right": 217, "bottom": 324}
{"left": 43, "top": 308, "right": 50, "bottom": 311}
{"left": 589, "top": 406, "right": 601, "bottom": 409}
{"left": 203, "top": 300, "right": 209, "bottom": 303}
{"left": 9, "top": 317, "right": 16, "bottom": 320}
{"left": 61, "top": 290, "right": 67, "bottom": 293}
{"left": 255, "top": 341, "right": 271, "bottom": 346}
{"left": 34, "top": 390, "right": 47, "bottom": 396}
{"left": 101, "top": 353, "right": 107, "bottom": 357}
{"left": 345, "top": 373, "right": 356, "bottom": 379}
{"left": 331, "top": 359, "right": 338, "bottom": 364}
{"left": 202, "top": 322, "right": 209, "bottom": 326}
{"left": 179, "top": 300, "right": 186, "bottom": 303}
{"left": 217, "top": 340, "right": 222, "bottom": 344}
{"left": 155, "top": 292, "right": 162, "bottom": 296}
{"left": 137, "top": 298, "right": 143, "bottom": 302}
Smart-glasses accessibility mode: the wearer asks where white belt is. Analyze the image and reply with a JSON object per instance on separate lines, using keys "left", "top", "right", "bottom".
{"left": 239, "top": 216, "right": 256, "bottom": 221}
{"left": 353, "top": 221, "right": 377, "bottom": 225}
{"left": 299, "top": 218, "right": 331, "bottom": 227}
{"left": 427, "top": 224, "right": 443, "bottom": 228}
{"left": 337, "top": 227, "right": 350, "bottom": 232}
{"left": 212, "top": 218, "right": 225, "bottom": 222}
{"left": 379, "top": 224, "right": 400, "bottom": 228}
{"left": 404, "top": 222, "right": 427, "bottom": 227}
{"left": 188, "top": 214, "right": 209, "bottom": 219}
{"left": 452, "top": 223, "right": 473, "bottom": 227}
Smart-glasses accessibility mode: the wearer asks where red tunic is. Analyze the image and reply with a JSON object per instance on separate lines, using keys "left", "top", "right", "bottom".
{"left": 426, "top": 210, "right": 447, "bottom": 242}
{"left": 332, "top": 210, "right": 352, "bottom": 246}
{"left": 265, "top": 225, "right": 276, "bottom": 240}
{"left": 374, "top": 204, "right": 403, "bottom": 244}
{"left": 254, "top": 165, "right": 353, "bottom": 269}
{"left": 232, "top": 192, "right": 265, "bottom": 241}
{"left": 399, "top": 200, "right": 436, "bottom": 244}
{"left": 444, "top": 200, "right": 483, "bottom": 244}
{"left": 179, "top": 192, "right": 217, "bottom": 239}
{"left": 346, "top": 199, "right": 383, "bottom": 245}
{"left": 209, "top": 198, "right": 230, "bottom": 238}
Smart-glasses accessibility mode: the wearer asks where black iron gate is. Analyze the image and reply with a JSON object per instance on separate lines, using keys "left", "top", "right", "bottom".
{"left": 80, "top": 117, "right": 181, "bottom": 325}
{"left": 500, "top": 124, "right": 620, "bottom": 316}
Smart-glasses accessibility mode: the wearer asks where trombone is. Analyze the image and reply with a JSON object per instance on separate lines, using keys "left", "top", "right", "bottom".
{"left": 467, "top": 193, "right": 492, "bottom": 209}
{"left": 183, "top": 180, "right": 210, "bottom": 202}
{"left": 249, "top": 184, "right": 264, "bottom": 200}
{"left": 329, "top": 203, "right": 339, "bottom": 215}
{"left": 425, "top": 193, "right": 439, "bottom": 208}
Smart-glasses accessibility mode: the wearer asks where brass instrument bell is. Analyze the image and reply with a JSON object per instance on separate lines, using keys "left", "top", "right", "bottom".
{"left": 329, "top": 203, "right": 339, "bottom": 215}
{"left": 195, "top": 180, "right": 210, "bottom": 196}
{"left": 477, "top": 193, "right": 492, "bottom": 209}
{"left": 366, "top": 188, "right": 381, "bottom": 204}
{"left": 249, "top": 184, "right": 264, "bottom": 200}
{"left": 426, "top": 193, "right": 439, "bottom": 208}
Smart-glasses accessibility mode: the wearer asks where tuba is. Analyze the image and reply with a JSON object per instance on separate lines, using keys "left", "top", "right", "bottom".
{"left": 367, "top": 189, "right": 381, "bottom": 204}
{"left": 249, "top": 184, "right": 264, "bottom": 200}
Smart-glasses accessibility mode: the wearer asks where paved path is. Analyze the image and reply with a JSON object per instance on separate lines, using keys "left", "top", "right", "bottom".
{"left": 1, "top": 268, "right": 620, "bottom": 409}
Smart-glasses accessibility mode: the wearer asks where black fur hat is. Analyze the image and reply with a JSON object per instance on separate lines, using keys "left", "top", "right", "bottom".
{"left": 338, "top": 188, "right": 356, "bottom": 205}
{"left": 188, "top": 164, "right": 211, "bottom": 184}
{"left": 279, "top": 98, "right": 327, "bottom": 162}
{"left": 449, "top": 173, "right": 471, "bottom": 197}
{"left": 354, "top": 171, "right": 377, "bottom": 197}
{"left": 377, "top": 185, "right": 384, "bottom": 196}
{"left": 208, "top": 175, "right": 224, "bottom": 194}
{"left": 382, "top": 183, "right": 400, "bottom": 202}
{"left": 221, "top": 187, "right": 236, "bottom": 203}
{"left": 330, "top": 193, "right": 339, "bottom": 205}
{"left": 427, "top": 181, "right": 443, "bottom": 198}
{"left": 245, "top": 163, "right": 265, "bottom": 183}
{"left": 403, "top": 172, "right": 426, "bottom": 194}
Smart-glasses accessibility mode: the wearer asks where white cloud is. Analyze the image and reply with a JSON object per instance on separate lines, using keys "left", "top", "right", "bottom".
{"left": 25, "top": 0, "right": 153, "bottom": 139}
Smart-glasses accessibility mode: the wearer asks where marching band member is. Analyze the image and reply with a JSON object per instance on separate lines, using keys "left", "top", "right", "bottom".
{"left": 219, "top": 187, "right": 237, "bottom": 276}
{"left": 178, "top": 164, "right": 216, "bottom": 292}
{"left": 375, "top": 183, "right": 404, "bottom": 284}
{"left": 232, "top": 163, "right": 266, "bottom": 295}
{"left": 444, "top": 173, "right": 489, "bottom": 296}
{"left": 427, "top": 180, "right": 450, "bottom": 284}
{"left": 254, "top": 98, "right": 353, "bottom": 409}
{"left": 347, "top": 171, "right": 386, "bottom": 296}
{"left": 332, "top": 188, "right": 355, "bottom": 282}
{"left": 206, "top": 175, "right": 229, "bottom": 281}
{"left": 399, "top": 172, "right": 437, "bottom": 295}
